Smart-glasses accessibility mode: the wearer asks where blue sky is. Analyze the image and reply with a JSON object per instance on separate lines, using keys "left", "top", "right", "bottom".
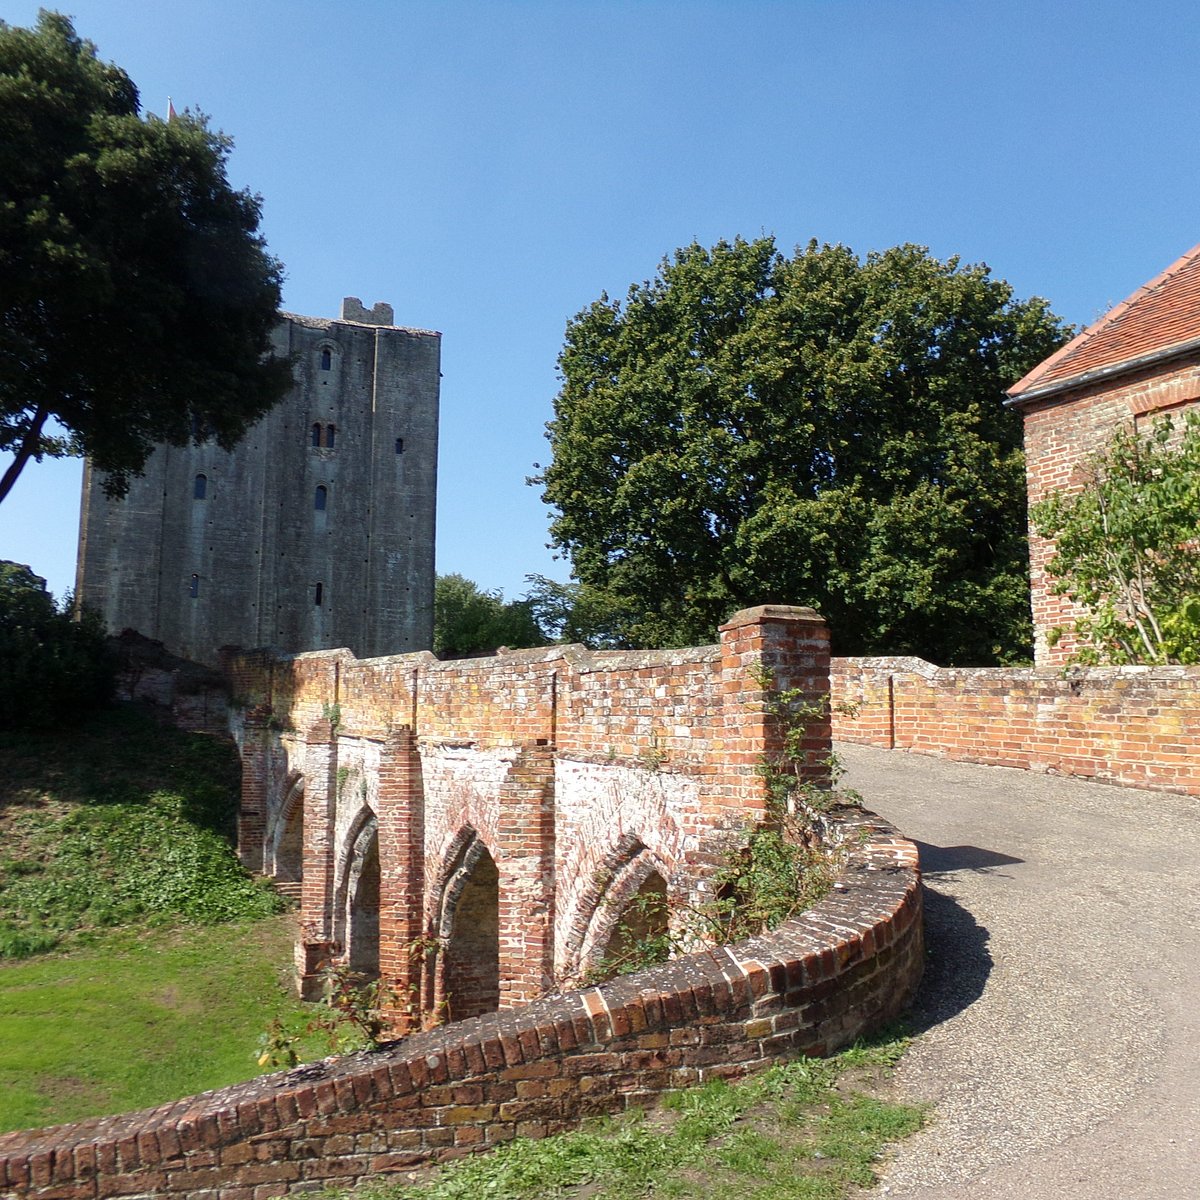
{"left": 2, "top": 0, "right": 1199, "bottom": 604}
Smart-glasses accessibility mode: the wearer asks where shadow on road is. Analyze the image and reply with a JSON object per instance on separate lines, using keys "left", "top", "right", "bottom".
{"left": 904, "top": 885, "right": 994, "bottom": 1033}
{"left": 914, "top": 840, "right": 1023, "bottom": 876}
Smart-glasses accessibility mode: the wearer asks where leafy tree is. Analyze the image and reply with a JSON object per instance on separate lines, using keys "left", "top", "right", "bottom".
{"left": 0, "top": 11, "right": 291, "bottom": 505}
{"left": 521, "top": 574, "right": 630, "bottom": 648}
{"left": 0, "top": 561, "right": 114, "bottom": 727}
{"left": 1031, "top": 414, "right": 1200, "bottom": 664}
{"left": 434, "top": 574, "right": 547, "bottom": 657}
{"left": 536, "top": 237, "right": 1070, "bottom": 663}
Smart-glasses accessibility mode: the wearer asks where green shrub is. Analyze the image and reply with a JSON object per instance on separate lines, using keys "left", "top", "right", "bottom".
{"left": 0, "top": 561, "right": 114, "bottom": 728}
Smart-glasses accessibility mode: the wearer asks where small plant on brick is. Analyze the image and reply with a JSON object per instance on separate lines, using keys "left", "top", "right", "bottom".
{"left": 584, "top": 889, "right": 676, "bottom": 982}
{"left": 322, "top": 701, "right": 343, "bottom": 733}
{"left": 707, "top": 828, "right": 838, "bottom": 943}
{"left": 256, "top": 964, "right": 397, "bottom": 1069}
{"left": 399, "top": 934, "right": 450, "bottom": 1032}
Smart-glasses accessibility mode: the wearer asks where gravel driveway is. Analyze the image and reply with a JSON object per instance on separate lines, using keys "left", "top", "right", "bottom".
{"left": 838, "top": 743, "right": 1200, "bottom": 1200}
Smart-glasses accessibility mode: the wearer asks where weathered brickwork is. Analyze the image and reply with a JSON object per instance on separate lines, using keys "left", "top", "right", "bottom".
{"left": 832, "top": 656, "right": 1200, "bottom": 796}
{"left": 224, "top": 606, "right": 835, "bottom": 1017}
{"left": 1017, "top": 360, "right": 1200, "bottom": 664}
{"left": 75, "top": 299, "right": 439, "bottom": 666}
{"left": 1009, "top": 243, "right": 1200, "bottom": 665}
{"left": 0, "top": 808, "right": 922, "bottom": 1200}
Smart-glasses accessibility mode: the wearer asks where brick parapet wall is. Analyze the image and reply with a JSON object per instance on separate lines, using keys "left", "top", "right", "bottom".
{"left": 832, "top": 657, "right": 1200, "bottom": 796}
{"left": 226, "top": 607, "right": 838, "bottom": 1000}
{"left": 0, "top": 809, "right": 921, "bottom": 1200}
{"left": 1019, "top": 355, "right": 1200, "bottom": 665}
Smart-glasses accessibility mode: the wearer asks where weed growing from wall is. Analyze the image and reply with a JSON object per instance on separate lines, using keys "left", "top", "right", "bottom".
{"left": 258, "top": 937, "right": 448, "bottom": 1067}
{"left": 586, "top": 668, "right": 860, "bottom": 984}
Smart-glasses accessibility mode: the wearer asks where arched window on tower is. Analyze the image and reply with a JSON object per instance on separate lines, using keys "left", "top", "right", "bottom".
{"left": 311, "top": 423, "right": 322, "bottom": 448}
{"left": 314, "top": 485, "right": 328, "bottom": 511}
{"left": 326, "top": 424, "right": 336, "bottom": 449}
{"left": 320, "top": 347, "right": 332, "bottom": 371}
{"left": 193, "top": 473, "right": 207, "bottom": 500}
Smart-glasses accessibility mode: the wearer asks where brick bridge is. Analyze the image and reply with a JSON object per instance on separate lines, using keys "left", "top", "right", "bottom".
{"left": 225, "top": 605, "right": 833, "bottom": 1028}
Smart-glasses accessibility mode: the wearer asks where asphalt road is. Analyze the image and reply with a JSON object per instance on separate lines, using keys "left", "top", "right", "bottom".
{"left": 838, "top": 743, "right": 1200, "bottom": 1200}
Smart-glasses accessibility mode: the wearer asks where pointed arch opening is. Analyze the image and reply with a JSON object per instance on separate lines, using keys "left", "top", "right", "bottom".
{"left": 347, "top": 828, "right": 380, "bottom": 976}
{"left": 270, "top": 774, "right": 305, "bottom": 894}
{"left": 436, "top": 831, "right": 500, "bottom": 1021}
{"left": 334, "top": 811, "right": 380, "bottom": 981}
{"left": 601, "top": 870, "right": 669, "bottom": 972}
{"left": 569, "top": 838, "right": 673, "bottom": 983}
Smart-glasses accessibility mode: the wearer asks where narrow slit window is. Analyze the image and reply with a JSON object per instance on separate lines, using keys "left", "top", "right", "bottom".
{"left": 314, "top": 582, "right": 324, "bottom": 606}
{"left": 311, "top": 422, "right": 322, "bottom": 448}
{"left": 193, "top": 473, "right": 207, "bottom": 500}
{"left": 189, "top": 574, "right": 200, "bottom": 598}
{"left": 314, "top": 485, "right": 328, "bottom": 511}
{"left": 394, "top": 437, "right": 404, "bottom": 454}
{"left": 320, "top": 347, "right": 332, "bottom": 371}
{"left": 326, "top": 424, "right": 336, "bottom": 449}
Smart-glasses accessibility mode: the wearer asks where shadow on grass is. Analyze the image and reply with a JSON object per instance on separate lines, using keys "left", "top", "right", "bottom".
{"left": 0, "top": 703, "right": 240, "bottom": 837}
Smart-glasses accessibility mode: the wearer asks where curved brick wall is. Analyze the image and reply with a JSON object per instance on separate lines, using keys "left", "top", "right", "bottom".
{"left": 0, "top": 808, "right": 921, "bottom": 1200}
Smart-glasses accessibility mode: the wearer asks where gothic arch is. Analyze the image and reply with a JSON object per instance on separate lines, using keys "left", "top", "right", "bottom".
{"left": 333, "top": 807, "right": 380, "bottom": 977}
{"left": 268, "top": 771, "right": 305, "bottom": 883}
{"left": 432, "top": 827, "right": 500, "bottom": 1021}
{"left": 567, "top": 835, "right": 671, "bottom": 981}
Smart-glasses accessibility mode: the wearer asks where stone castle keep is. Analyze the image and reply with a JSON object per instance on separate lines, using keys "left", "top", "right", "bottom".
{"left": 75, "top": 298, "right": 440, "bottom": 665}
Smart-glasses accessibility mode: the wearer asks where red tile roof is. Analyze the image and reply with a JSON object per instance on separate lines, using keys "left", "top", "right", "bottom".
{"left": 1008, "top": 242, "right": 1200, "bottom": 403}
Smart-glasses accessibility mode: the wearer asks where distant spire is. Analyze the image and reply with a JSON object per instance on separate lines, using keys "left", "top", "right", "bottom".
{"left": 167, "top": 97, "right": 177, "bottom": 122}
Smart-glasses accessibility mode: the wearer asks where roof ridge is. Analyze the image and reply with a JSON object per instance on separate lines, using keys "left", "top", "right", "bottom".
{"left": 1008, "top": 241, "right": 1200, "bottom": 402}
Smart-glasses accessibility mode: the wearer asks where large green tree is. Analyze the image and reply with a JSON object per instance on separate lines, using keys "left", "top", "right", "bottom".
{"left": 0, "top": 12, "right": 291, "bottom": 504}
{"left": 536, "top": 237, "right": 1070, "bottom": 664}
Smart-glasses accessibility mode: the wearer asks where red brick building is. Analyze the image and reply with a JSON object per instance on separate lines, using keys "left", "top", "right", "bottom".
{"left": 1008, "top": 242, "right": 1200, "bottom": 663}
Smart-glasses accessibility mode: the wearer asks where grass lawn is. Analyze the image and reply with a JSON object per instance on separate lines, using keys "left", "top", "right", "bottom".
{"left": 0, "top": 704, "right": 326, "bottom": 1134}
{"left": 0, "top": 914, "right": 324, "bottom": 1134}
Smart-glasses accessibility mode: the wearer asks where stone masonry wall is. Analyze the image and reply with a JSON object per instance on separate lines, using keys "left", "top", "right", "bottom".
{"left": 832, "top": 656, "right": 1200, "bottom": 796}
{"left": 0, "top": 807, "right": 921, "bottom": 1200}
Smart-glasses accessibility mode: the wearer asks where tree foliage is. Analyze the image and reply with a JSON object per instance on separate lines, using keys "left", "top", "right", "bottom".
{"left": 536, "top": 237, "right": 1070, "bottom": 663}
{"left": 0, "top": 11, "right": 292, "bottom": 504}
{"left": 433, "top": 574, "right": 547, "bottom": 657}
{"left": 0, "top": 561, "right": 114, "bottom": 728}
{"left": 521, "top": 574, "right": 629, "bottom": 649}
{"left": 1032, "top": 414, "right": 1200, "bottom": 664}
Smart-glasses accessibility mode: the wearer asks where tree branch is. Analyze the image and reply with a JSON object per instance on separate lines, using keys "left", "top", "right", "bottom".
{"left": 0, "top": 406, "right": 50, "bottom": 506}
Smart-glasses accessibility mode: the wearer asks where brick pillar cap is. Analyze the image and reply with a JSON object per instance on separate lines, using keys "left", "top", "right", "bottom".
{"left": 719, "top": 604, "right": 825, "bottom": 631}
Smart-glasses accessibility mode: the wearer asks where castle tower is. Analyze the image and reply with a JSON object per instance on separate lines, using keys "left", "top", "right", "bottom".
{"left": 75, "top": 299, "right": 439, "bottom": 664}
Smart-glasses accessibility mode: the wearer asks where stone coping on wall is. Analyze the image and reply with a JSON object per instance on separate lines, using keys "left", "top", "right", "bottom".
{"left": 0, "top": 809, "right": 922, "bottom": 1200}
{"left": 236, "top": 640, "right": 726, "bottom": 673}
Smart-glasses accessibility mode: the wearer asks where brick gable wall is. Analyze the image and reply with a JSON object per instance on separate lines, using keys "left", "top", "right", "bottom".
{"left": 1020, "top": 354, "right": 1200, "bottom": 665}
